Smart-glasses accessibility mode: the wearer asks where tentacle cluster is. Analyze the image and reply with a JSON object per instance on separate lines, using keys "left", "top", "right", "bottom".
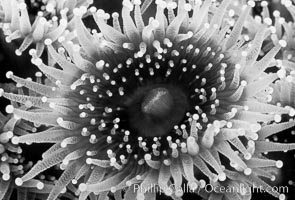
{"left": 246, "top": 0, "right": 295, "bottom": 74}
{"left": 0, "top": 0, "right": 295, "bottom": 200}
{"left": 0, "top": 89, "right": 55, "bottom": 200}
{"left": 0, "top": 0, "right": 93, "bottom": 57}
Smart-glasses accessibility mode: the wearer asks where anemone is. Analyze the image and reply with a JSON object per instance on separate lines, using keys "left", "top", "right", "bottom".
{"left": 269, "top": 0, "right": 295, "bottom": 108}
{"left": 0, "top": 82, "right": 77, "bottom": 200}
{"left": 0, "top": 91, "right": 54, "bottom": 200}
{"left": 0, "top": 0, "right": 93, "bottom": 57}
{"left": 1, "top": 0, "right": 295, "bottom": 200}
{"left": 271, "top": 0, "right": 295, "bottom": 75}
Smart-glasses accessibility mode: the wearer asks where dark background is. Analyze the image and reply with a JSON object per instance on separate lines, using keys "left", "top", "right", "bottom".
{"left": 0, "top": 0, "right": 294, "bottom": 199}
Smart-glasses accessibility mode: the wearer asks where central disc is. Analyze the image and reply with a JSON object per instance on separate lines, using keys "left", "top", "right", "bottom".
{"left": 141, "top": 88, "right": 173, "bottom": 117}
{"left": 127, "top": 85, "right": 188, "bottom": 137}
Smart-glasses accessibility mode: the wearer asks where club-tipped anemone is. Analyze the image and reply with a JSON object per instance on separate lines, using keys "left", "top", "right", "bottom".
{"left": 270, "top": 1, "right": 295, "bottom": 77}
{"left": 269, "top": 0, "right": 295, "bottom": 110}
{"left": 0, "top": 82, "right": 76, "bottom": 200}
{"left": 0, "top": 103, "right": 55, "bottom": 200}
{"left": 0, "top": 0, "right": 93, "bottom": 57}
{"left": 233, "top": 0, "right": 293, "bottom": 58}
{"left": 28, "top": 0, "right": 94, "bottom": 18}
{"left": 1, "top": 0, "right": 295, "bottom": 200}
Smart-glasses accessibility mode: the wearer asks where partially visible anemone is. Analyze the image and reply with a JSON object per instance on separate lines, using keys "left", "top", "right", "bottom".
{"left": 255, "top": 1, "right": 295, "bottom": 85}
{"left": 1, "top": 0, "right": 295, "bottom": 200}
{"left": 0, "top": 81, "right": 79, "bottom": 200}
{"left": 223, "top": 1, "right": 271, "bottom": 42}
{"left": 271, "top": 0, "right": 295, "bottom": 75}
{"left": 27, "top": 0, "right": 94, "bottom": 19}
{"left": 0, "top": 93, "right": 54, "bottom": 200}
{"left": 269, "top": 1, "right": 295, "bottom": 106}
{"left": 0, "top": 0, "right": 93, "bottom": 57}
{"left": 233, "top": 0, "right": 295, "bottom": 78}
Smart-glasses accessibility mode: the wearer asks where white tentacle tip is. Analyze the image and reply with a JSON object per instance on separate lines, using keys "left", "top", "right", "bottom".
{"left": 247, "top": 0, "right": 255, "bottom": 7}
{"left": 134, "top": 0, "right": 141, "bottom": 5}
{"left": 11, "top": 136, "right": 20, "bottom": 145}
{"left": 73, "top": 8, "right": 83, "bottom": 17}
{"left": 15, "top": 49, "right": 22, "bottom": 56}
{"left": 279, "top": 40, "right": 287, "bottom": 48}
{"left": 36, "top": 182, "right": 44, "bottom": 190}
{"left": 243, "top": 168, "right": 252, "bottom": 175}
{"left": 79, "top": 183, "right": 87, "bottom": 192}
{"left": 276, "top": 160, "right": 283, "bottom": 168}
{"left": 5, "top": 37, "right": 11, "bottom": 43}
{"left": 2, "top": 174, "right": 10, "bottom": 181}
{"left": 123, "top": 0, "right": 134, "bottom": 11}
{"left": 5, "top": 105, "right": 14, "bottom": 114}
{"left": 44, "top": 39, "right": 53, "bottom": 46}
{"left": 18, "top": 2, "right": 27, "bottom": 10}
{"left": 86, "top": 158, "right": 92, "bottom": 164}
{"left": 279, "top": 194, "right": 286, "bottom": 200}
{"left": 6, "top": 71, "right": 13, "bottom": 79}
{"left": 218, "top": 173, "right": 226, "bottom": 181}
{"left": 15, "top": 178, "right": 23, "bottom": 186}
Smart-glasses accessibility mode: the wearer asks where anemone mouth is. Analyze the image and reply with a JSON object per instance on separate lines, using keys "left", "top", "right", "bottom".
{"left": 141, "top": 87, "right": 173, "bottom": 117}
{"left": 126, "top": 84, "right": 188, "bottom": 137}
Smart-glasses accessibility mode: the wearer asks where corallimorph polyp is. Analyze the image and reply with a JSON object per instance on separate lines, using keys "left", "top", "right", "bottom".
{"left": 0, "top": 110, "right": 26, "bottom": 200}
{"left": 0, "top": 105, "right": 54, "bottom": 200}
{"left": 1, "top": 0, "right": 295, "bottom": 200}
{"left": 0, "top": 0, "right": 93, "bottom": 57}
